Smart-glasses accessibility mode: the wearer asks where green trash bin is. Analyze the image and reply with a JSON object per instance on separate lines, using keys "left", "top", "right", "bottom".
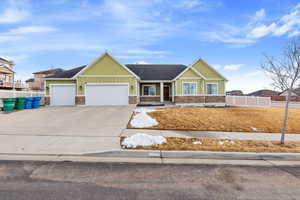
{"left": 2, "top": 98, "right": 16, "bottom": 112}
{"left": 15, "top": 97, "right": 26, "bottom": 110}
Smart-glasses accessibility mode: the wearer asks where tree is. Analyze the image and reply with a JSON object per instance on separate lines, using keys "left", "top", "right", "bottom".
{"left": 261, "top": 38, "right": 300, "bottom": 144}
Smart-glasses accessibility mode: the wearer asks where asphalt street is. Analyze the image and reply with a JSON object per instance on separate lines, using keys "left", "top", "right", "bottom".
{"left": 0, "top": 161, "right": 299, "bottom": 200}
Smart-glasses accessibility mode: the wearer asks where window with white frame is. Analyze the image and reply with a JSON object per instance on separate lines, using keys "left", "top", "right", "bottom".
{"left": 143, "top": 85, "right": 156, "bottom": 96}
{"left": 183, "top": 82, "right": 197, "bottom": 95}
{"left": 206, "top": 83, "right": 218, "bottom": 95}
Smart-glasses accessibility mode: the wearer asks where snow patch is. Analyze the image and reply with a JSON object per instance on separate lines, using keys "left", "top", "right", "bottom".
{"left": 192, "top": 141, "right": 203, "bottom": 145}
{"left": 130, "top": 112, "right": 158, "bottom": 128}
{"left": 218, "top": 141, "right": 224, "bottom": 145}
{"left": 134, "top": 108, "right": 156, "bottom": 113}
{"left": 122, "top": 134, "right": 166, "bottom": 148}
{"left": 251, "top": 127, "right": 258, "bottom": 131}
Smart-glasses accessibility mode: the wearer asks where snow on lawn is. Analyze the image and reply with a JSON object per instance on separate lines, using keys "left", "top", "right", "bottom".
{"left": 134, "top": 107, "right": 157, "bottom": 113}
{"left": 122, "top": 133, "right": 167, "bottom": 148}
{"left": 131, "top": 108, "right": 158, "bottom": 128}
{"left": 192, "top": 141, "right": 203, "bottom": 145}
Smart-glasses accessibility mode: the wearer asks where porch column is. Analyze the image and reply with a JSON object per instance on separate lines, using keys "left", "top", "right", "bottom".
{"left": 172, "top": 82, "right": 175, "bottom": 102}
{"left": 160, "top": 82, "right": 164, "bottom": 102}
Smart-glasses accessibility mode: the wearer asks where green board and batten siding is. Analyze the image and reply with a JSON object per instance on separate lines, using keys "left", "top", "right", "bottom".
{"left": 175, "top": 60, "right": 226, "bottom": 95}
{"left": 46, "top": 53, "right": 138, "bottom": 96}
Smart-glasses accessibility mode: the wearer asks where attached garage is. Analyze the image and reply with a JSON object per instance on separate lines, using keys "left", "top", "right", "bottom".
{"left": 50, "top": 84, "right": 76, "bottom": 106}
{"left": 85, "top": 83, "right": 129, "bottom": 106}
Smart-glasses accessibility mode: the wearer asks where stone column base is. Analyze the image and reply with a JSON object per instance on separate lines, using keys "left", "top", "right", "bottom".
{"left": 75, "top": 96, "right": 85, "bottom": 105}
{"left": 129, "top": 96, "right": 137, "bottom": 104}
{"left": 44, "top": 96, "right": 50, "bottom": 105}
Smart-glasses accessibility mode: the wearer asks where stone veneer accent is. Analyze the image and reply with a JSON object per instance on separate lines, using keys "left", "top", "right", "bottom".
{"left": 75, "top": 96, "right": 85, "bottom": 105}
{"left": 129, "top": 96, "right": 137, "bottom": 104}
{"left": 140, "top": 96, "right": 160, "bottom": 102}
{"left": 175, "top": 96, "right": 225, "bottom": 103}
{"left": 175, "top": 96, "right": 205, "bottom": 103}
{"left": 45, "top": 96, "right": 50, "bottom": 105}
{"left": 205, "top": 96, "right": 226, "bottom": 103}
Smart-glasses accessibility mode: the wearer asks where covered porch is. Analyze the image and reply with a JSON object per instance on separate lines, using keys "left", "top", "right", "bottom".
{"left": 138, "top": 81, "right": 175, "bottom": 104}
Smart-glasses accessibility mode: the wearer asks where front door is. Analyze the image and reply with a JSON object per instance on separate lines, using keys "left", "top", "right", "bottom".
{"left": 163, "top": 86, "right": 170, "bottom": 101}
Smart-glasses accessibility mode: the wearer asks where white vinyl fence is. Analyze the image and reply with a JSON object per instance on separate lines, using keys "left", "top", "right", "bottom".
{"left": 226, "top": 95, "right": 271, "bottom": 107}
{"left": 0, "top": 90, "right": 45, "bottom": 108}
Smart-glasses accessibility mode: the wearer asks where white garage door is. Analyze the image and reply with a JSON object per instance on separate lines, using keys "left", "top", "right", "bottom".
{"left": 86, "top": 84, "right": 128, "bottom": 105}
{"left": 50, "top": 84, "right": 76, "bottom": 106}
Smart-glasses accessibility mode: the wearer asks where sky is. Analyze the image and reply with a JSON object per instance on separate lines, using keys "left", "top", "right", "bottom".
{"left": 0, "top": 0, "right": 300, "bottom": 93}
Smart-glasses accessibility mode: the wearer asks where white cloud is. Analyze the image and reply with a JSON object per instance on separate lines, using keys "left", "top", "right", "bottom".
{"left": 0, "top": 35, "right": 23, "bottom": 43}
{"left": 248, "top": 3, "right": 300, "bottom": 39}
{"left": 252, "top": 9, "right": 266, "bottom": 22}
{"left": 200, "top": 32, "right": 254, "bottom": 46}
{"left": 9, "top": 26, "right": 57, "bottom": 34}
{"left": 0, "top": 0, "right": 30, "bottom": 23}
{"left": 288, "top": 30, "right": 300, "bottom": 37}
{"left": 135, "top": 61, "right": 149, "bottom": 64}
{"left": 173, "top": 0, "right": 222, "bottom": 11}
{"left": 224, "top": 64, "right": 243, "bottom": 71}
{"left": 248, "top": 23, "right": 277, "bottom": 38}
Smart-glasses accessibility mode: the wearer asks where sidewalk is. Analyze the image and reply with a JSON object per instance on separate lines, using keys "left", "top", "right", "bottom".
{"left": 0, "top": 134, "right": 121, "bottom": 155}
{"left": 121, "top": 129, "right": 300, "bottom": 141}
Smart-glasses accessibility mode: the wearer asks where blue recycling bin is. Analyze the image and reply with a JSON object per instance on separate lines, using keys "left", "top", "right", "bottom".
{"left": 32, "top": 96, "right": 42, "bottom": 108}
{"left": 25, "top": 97, "right": 34, "bottom": 109}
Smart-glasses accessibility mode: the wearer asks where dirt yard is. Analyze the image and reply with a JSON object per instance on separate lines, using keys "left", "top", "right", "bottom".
{"left": 128, "top": 106, "right": 300, "bottom": 133}
{"left": 127, "top": 137, "right": 300, "bottom": 153}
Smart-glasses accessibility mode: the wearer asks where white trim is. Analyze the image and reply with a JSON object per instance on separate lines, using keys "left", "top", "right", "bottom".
{"left": 72, "top": 51, "right": 140, "bottom": 79}
{"left": 49, "top": 84, "right": 76, "bottom": 86}
{"left": 160, "top": 82, "right": 164, "bottom": 102}
{"left": 142, "top": 84, "right": 156, "bottom": 96}
{"left": 206, "top": 82, "right": 219, "bottom": 96}
{"left": 179, "top": 77, "right": 202, "bottom": 80}
{"left": 44, "top": 78, "right": 72, "bottom": 80}
{"left": 79, "top": 75, "right": 133, "bottom": 78}
{"left": 140, "top": 95, "right": 160, "bottom": 97}
{"left": 85, "top": 83, "right": 129, "bottom": 86}
{"left": 172, "top": 82, "right": 175, "bottom": 102}
{"left": 139, "top": 80, "right": 172, "bottom": 83}
{"left": 182, "top": 82, "right": 197, "bottom": 96}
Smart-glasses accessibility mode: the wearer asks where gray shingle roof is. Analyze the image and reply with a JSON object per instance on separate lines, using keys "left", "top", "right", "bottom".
{"left": 45, "top": 65, "right": 86, "bottom": 78}
{"left": 33, "top": 68, "right": 64, "bottom": 74}
{"left": 126, "top": 64, "right": 187, "bottom": 80}
{"left": 45, "top": 64, "right": 188, "bottom": 80}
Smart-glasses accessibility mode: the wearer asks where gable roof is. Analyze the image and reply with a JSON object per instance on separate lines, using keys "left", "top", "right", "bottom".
{"left": 45, "top": 65, "right": 86, "bottom": 79}
{"left": 33, "top": 68, "right": 64, "bottom": 74}
{"left": 72, "top": 51, "right": 140, "bottom": 79}
{"left": 126, "top": 64, "right": 187, "bottom": 80}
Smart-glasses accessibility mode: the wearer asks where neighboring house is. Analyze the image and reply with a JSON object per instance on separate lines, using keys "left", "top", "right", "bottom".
{"left": 27, "top": 68, "right": 63, "bottom": 90}
{"left": 279, "top": 88, "right": 300, "bottom": 96}
{"left": 226, "top": 90, "right": 243, "bottom": 96}
{"left": 44, "top": 52, "right": 227, "bottom": 106}
{"left": 248, "top": 89, "right": 279, "bottom": 97}
{"left": 0, "top": 57, "right": 25, "bottom": 90}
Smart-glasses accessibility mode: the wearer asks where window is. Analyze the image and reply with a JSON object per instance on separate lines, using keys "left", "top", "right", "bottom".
{"left": 206, "top": 83, "right": 218, "bottom": 95}
{"left": 143, "top": 85, "right": 156, "bottom": 96}
{"left": 183, "top": 82, "right": 197, "bottom": 95}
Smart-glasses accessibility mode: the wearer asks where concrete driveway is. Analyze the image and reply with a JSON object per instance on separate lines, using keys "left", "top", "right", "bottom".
{"left": 0, "top": 106, "right": 135, "bottom": 154}
{"left": 0, "top": 106, "right": 134, "bottom": 136}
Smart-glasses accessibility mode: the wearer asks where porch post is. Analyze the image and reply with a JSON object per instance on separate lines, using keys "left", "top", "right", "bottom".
{"left": 172, "top": 82, "right": 175, "bottom": 102}
{"left": 160, "top": 82, "right": 164, "bottom": 102}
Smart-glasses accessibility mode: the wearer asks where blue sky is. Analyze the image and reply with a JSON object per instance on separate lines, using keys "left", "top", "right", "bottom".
{"left": 1, "top": 0, "right": 300, "bottom": 93}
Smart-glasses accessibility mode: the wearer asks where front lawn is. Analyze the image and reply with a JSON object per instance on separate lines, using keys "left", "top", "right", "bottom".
{"left": 128, "top": 106, "right": 300, "bottom": 133}
{"left": 125, "top": 137, "right": 300, "bottom": 153}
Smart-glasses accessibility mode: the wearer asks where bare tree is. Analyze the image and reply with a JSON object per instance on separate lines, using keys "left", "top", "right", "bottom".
{"left": 261, "top": 38, "right": 300, "bottom": 144}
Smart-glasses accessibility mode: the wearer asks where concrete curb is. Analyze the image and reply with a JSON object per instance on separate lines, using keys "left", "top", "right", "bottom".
{"left": 1, "top": 150, "right": 300, "bottom": 166}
